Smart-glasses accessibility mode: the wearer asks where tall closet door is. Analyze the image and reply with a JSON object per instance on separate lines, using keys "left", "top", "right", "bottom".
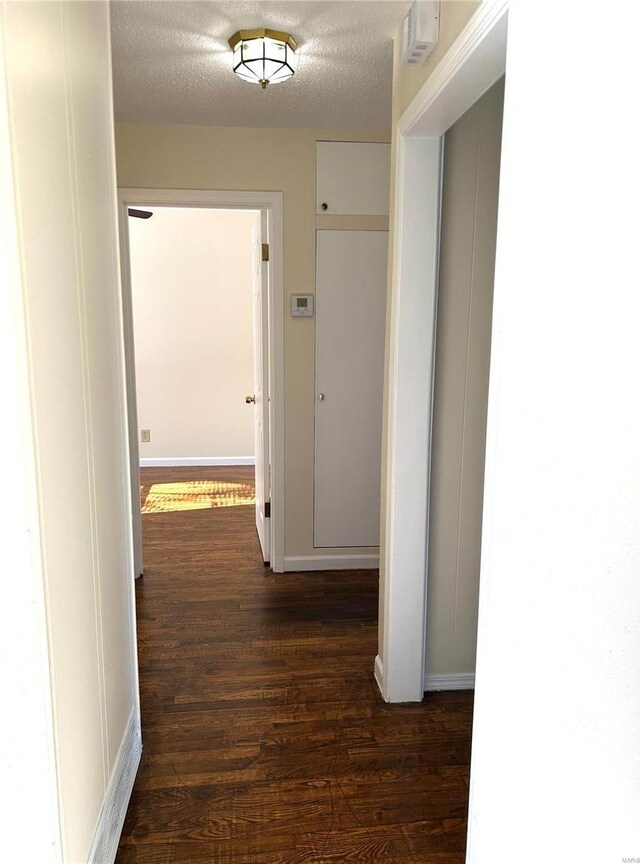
{"left": 314, "top": 230, "right": 388, "bottom": 548}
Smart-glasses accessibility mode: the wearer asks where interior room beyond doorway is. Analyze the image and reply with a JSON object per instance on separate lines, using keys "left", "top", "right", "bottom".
{"left": 129, "top": 206, "right": 259, "bottom": 471}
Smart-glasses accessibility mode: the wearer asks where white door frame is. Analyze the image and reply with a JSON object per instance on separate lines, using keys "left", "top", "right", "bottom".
{"left": 378, "top": 0, "right": 508, "bottom": 703}
{"left": 117, "top": 188, "right": 286, "bottom": 574}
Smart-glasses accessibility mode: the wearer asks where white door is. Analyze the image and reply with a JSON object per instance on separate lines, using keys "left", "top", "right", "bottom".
{"left": 251, "top": 212, "right": 271, "bottom": 562}
{"left": 316, "top": 142, "right": 391, "bottom": 215}
{"left": 314, "top": 230, "right": 388, "bottom": 548}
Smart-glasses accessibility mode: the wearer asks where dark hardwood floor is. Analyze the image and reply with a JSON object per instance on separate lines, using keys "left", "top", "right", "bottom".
{"left": 116, "top": 467, "right": 473, "bottom": 863}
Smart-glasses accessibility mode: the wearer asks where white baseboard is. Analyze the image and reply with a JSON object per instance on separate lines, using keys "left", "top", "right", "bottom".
{"left": 374, "top": 654, "right": 385, "bottom": 698}
{"left": 140, "top": 456, "right": 255, "bottom": 467}
{"left": 424, "top": 673, "right": 475, "bottom": 691}
{"left": 284, "top": 554, "right": 379, "bottom": 572}
{"left": 374, "top": 658, "right": 473, "bottom": 701}
{"left": 88, "top": 709, "right": 142, "bottom": 864}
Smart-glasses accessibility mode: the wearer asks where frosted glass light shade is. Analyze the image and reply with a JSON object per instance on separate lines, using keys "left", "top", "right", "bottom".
{"left": 229, "top": 29, "right": 298, "bottom": 89}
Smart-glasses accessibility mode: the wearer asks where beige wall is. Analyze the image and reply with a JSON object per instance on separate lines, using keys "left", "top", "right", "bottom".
{"left": 1, "top": 2, "right": 138, "bottom": 860}
{"left": 116, "top": 123, "right": 389, "bottom": 558}
{"left": 426, "top": 77, "right": 504, "bottom": 676}
{"left": 130, "top": 207, "right": 257, "bottom": 460}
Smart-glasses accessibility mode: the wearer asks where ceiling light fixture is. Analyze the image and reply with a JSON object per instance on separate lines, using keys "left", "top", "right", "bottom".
{"left": 228, "top": 28, "right": 298, "bottom": 89}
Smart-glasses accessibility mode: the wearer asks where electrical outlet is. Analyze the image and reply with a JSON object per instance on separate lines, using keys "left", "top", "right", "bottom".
{"left": 140, "top": 429, "right": 151, "bottom": 443}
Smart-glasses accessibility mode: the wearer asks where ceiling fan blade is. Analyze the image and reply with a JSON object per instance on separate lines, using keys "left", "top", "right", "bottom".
{"left": 128, "top": 208, "right": 153, "bottom": 219}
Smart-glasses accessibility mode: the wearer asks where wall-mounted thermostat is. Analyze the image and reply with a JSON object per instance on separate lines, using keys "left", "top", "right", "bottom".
{"left": 291, "top": 294, "right": 314, "bottom": 317}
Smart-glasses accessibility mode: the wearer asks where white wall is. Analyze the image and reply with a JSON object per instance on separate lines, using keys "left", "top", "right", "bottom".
{"left": 0, "top": 7, "right": 60, "bottom": 856}
{"left": 129, "top": 207, "right": 257, "bottom": 462}
{"left": 0, "top": 2, "right": 139, "bottom": 861}
{"left": 426, "top": 77, "right": 504, "bottom": 680}
{"left": 467, "top": 2, "right": 640, "bottom": 861}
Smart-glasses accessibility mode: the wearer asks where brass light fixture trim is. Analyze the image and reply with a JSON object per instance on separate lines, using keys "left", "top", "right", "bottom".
{"left": 228, "top": 28, "right": 298, "bottom": 52}
{"left": 228, "top": 28, "right": 299, "bottom": 89}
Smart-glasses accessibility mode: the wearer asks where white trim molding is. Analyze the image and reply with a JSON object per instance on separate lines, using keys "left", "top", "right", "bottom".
{"left": 379, "top": 0, "right": 508, "bottom": 703}
{"left": 381, "top": 134, "right": 442, "bottom": 705}
{"left": 117, "top": 188, "right": 286, "bottom": 573}
{"left": 140, "top": 457, "right": 255, "bottom": 468}
{"left": 88, "top": 709, "right": 142, "bottom": 864}
{"left": 284, "top": 554, "right": 379, "bottom": 572}
{"left": 424, "top": 673, "right": 475, "bottom": 692}
{"left": 401, "top": 0, "right": 509, "bottom": 138}
{"left": 374, "top": 655, "right": 385, "bottom": 695}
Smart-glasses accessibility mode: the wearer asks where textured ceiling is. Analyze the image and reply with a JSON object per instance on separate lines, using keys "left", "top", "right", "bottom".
{"left": 110, "top": 1, "right": 412, "bottom": 130}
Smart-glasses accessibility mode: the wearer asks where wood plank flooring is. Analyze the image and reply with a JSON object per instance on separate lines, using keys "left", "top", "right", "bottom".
{"left": 116, "top": 467, "right": 473, "bottom": 863}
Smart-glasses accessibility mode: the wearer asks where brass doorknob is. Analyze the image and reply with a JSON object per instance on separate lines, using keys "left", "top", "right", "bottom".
{"left": 317, "top": 393, "right": 325, "bottom": 401}
{"left": 245, "top": 395, "right": 255, "bottom": 404}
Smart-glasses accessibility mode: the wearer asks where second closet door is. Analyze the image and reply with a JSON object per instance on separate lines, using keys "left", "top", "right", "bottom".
{"left": 314, "top": 230, "right": 388, "bottom": 548}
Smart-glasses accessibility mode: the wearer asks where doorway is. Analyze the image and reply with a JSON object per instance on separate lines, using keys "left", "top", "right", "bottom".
{"left": 378, "top": 0, "right": 508, "bottom": 703}
{"left": 117, "top": 189, "right": 285, "bottom": 575}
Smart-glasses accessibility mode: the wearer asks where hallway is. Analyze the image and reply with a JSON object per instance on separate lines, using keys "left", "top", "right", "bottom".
{"left": 116, "top": 467, "right": 473, "bottom": 863}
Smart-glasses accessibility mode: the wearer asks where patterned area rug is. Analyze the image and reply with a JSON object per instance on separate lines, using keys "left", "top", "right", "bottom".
{"left": 141, "top": 480, "right": 255, "bottom": 514}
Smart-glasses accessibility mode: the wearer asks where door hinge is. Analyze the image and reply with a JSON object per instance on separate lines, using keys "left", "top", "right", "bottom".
{"left": 261, "top": 243, "right": 269, "bottom": 262}
{"left": 265, "top": 501, "right": 271, "bottom": 518}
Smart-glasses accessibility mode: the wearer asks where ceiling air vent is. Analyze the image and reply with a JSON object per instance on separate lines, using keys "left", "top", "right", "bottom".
{"left": 402, "top": 0, "right": 440, "bottom": 66}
